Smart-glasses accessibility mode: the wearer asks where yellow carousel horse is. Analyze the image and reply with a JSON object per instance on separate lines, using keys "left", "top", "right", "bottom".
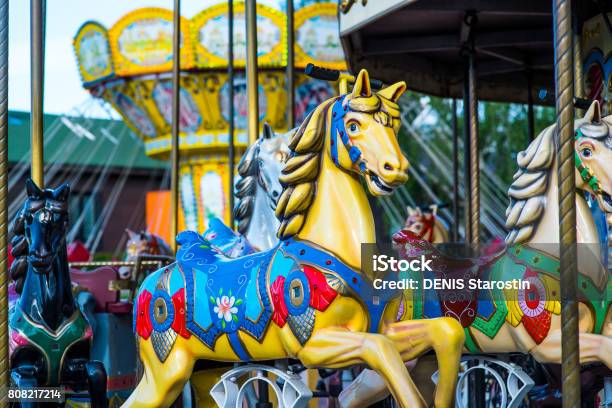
{"left": 123, "top": 70, "right": 465, "bottom": 408}
{"left": 339, "top": 101, "right": 612, "bottom": 407}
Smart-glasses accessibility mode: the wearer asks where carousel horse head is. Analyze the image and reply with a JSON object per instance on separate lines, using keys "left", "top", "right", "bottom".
{"left": 276, "top": 70, "right": 409, "bottom": 239}
{"left": 9, "top": 179, "right": 76, "bottom": 331}
{"left": 234, "top": 123, "right": 290, "bottom": 250}
{"left": 119, "top": 229, "right": 173, "bottom": 279}
{"left": 506, "top": 100, "right": 612, "bottom": 245}
{"left": 402, "top": 205, "right": 449, "bottom": 243}
{"left": 21, "top": 180, "right": 70, "bottom": 275}
{"left": 574, "top": 101, "right": 612, "bottom": 213}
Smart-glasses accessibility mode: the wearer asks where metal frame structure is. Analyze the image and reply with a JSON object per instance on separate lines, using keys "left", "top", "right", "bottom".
{"left": 170, "top": 0, "right": 181, "bottom": 252}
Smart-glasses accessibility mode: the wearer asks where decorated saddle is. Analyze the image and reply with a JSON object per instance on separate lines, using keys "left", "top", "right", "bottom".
{"left": 133, "top": 231, "right": 399, "bottom": 361}
{"left": 394, "top": 231, "right": 610, "bottom": 351}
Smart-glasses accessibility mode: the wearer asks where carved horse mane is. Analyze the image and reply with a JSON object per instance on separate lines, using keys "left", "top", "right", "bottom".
{"left": 505, "top": 102, "right": 612, "bottom": 245}
{"left": 276, "top": 89, "right": 403, "bottom": 240}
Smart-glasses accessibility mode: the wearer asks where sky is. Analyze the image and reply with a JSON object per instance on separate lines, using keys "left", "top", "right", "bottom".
{"left": 8, "top": 0, "right": 284, "bottom": 117}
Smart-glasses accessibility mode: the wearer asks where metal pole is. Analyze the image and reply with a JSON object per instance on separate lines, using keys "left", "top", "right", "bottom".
{"left": 30, "top": 0, "right": 44, "bottom": 187}
{"left": 0, "top": 0, "right": 9, "bottom": 401}
{"left": 527, "top": 71, "right": 535, "bottom": 141}
{"left": 462, "top": 60, "right": 472, "bottom": 243}
{"left": 573, "top": 15, "right": 583, "bottom": 116}
{"left": 228, "top": 0, "right": 235, "bottom": 228}
{"left": 170, "top": 0, "right": 181, "bottom": 251}
{"left": 467, "top": 48, "right": 480, "bottom": 246}
{"left": 245, "top": 0, "right": 259, "bottom": 144}
{"left": 554, "top": 0, "right": 580, "bottom": 406}
{"left": 451, "top": 98, "right": 459, "bottom": 242}
{"left": 286, "top": 0, "right": 295, "bottom": 129}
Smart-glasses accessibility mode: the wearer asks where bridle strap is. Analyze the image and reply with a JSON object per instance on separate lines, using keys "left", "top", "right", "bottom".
{"left": 574, "top": 129, "right": 602, "bottom": 194}
{"left": 329, "top": 95, "right": 368, "bottom": 174}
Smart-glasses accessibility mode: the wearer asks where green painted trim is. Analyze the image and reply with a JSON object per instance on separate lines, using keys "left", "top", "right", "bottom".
{"left": 10, "top": 307, "right": 90, "bottom": 385}
{"left": 464, "top": 327, "right": 480, "bottom": 352}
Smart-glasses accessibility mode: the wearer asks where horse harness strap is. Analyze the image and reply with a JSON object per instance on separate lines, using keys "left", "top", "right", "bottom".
{"left": 330, "top": 95, "right": 368, "bottom": 174}
{"left": 574, "top": 129, "right": 603, "bottom": 194}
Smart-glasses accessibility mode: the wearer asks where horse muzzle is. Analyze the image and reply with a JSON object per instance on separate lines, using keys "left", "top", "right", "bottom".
{"left": 28, "top": 254, "right": 53, "bottom": 273}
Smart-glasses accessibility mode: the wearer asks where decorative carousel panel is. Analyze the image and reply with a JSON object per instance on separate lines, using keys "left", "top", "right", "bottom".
{"left": 191, "top": 2, "right": 286, "bottom": 69}
{"left": 294, "top": 74, "right": 336, "bottom": 124}
{"left": 102, "top": 81, "right": 159, "bottom": 139}
{"left": 152, "top": 78, "right": 203, "bottom": 134}
{"left": 582, "top": 13, "right": 612, "bottom": 115}
{"left": 108, "top": 8, "right": 194, "bottom": 76}
{"left": 294, "top": 3, "right": 347, "bottom": 71}
{"left": 73, "top": 21, "right": 114, "bottom": 86}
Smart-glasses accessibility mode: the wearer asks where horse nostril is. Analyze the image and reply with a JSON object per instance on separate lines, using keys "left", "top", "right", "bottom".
{"left": 384, "top": 163, "right": 394, "bottom": 171}
{"left": 272, "top": 191, "right": 279, "bottom": 197}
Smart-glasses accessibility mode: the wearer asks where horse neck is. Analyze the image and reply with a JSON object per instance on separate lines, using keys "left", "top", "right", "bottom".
{"left": 527, "top": 155, "right": 606, "bottom": 287}
{"left": 296, "top": 145, "right": 375, "bottom": 270}
{"left": 432, "top": 221, "right": 449, "bottom": 243}
{"left": 19, "top": 243, "right": 77, "bottom": 332}
{"left": 246, "top": 186, "right": 279, "bottom": 250}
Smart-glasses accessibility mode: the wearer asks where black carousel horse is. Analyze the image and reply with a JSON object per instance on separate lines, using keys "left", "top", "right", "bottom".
{"left": 9, "top": 180, "right": 107, "bottom": 407}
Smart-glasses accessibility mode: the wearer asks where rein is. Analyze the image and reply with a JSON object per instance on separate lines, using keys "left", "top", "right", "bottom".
{"left": 329, "top": 95, "right": 369, "bottom": 175}
{"left": 574, "top": 129, "right": 603, "bottom": 194}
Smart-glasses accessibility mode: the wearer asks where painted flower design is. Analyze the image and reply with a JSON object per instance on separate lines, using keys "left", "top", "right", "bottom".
{"left": 213, "top": 295, "right": 238, "bottom": 322}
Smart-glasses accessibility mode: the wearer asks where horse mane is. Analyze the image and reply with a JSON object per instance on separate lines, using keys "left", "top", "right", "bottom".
{"left": 233, "top": 139, "right": 261, "bottom": 235}
{"left": 505, "top": 124, "right": 556, "bottom": 245}
{"left": 275, "top": 92, "right": 401, "bottom": 240}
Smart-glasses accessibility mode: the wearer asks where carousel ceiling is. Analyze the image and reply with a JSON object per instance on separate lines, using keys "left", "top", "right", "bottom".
{"left": 339, "top": 0, "right": 612, "bottom": 106}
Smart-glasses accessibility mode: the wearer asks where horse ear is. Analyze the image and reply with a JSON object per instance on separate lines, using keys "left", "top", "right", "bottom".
{"left": 429, "top": 204, "right": 438, "bottom": 216}
{"left": 125, "top": 229, "right": 138, "bottom": 240}
{"left": 262, "top": 122, "right": 274, "bottom": 140}
{"left": 351, "top": 69, "right": 371, "bottom": 98}
{"left": 53, "top": 184, "right": 70, "bottom": 201}
{"left": 583, "top": 100, "right": 601, "bottom": 124}
{"left": 26, "top": 179, "right": 43, "bottom": 198}
{"left": 378, "top": 81, "right": 406, "bottom": 102}
{"left": 406, "top": 206, "right": 416, "bottom": 216}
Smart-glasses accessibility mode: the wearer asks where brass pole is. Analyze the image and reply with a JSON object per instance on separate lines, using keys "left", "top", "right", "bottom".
{"left": 0, "top": 0, "right": 8, "bottom": 401}
{"left": 30, "top": 0, "right": 44, "bottom": 187}
{"left": 170, "top": 0, "right": 181, "bottom": 251}
{"left": 228, "top": 0, "right": 235, "bottom": 227}
{"left": 573, "top": 23, "right": 583, "bottom": 116}
{"left": 286, "top": 0, "right": 295, "bottom": 129}
{"left": 462, "top": 61, "right": 472, "bottom": 243}
{"left": 245, "top": 0, "right": 259, "bottom": 144}
{"left": 451, "top": 98, "right": 459, "bottom": 242}
{"left": 467, "top": 50, "right": 480, "bottom": 246}
{"left": 554, "top": 0, "right": 580, "bottom": 406}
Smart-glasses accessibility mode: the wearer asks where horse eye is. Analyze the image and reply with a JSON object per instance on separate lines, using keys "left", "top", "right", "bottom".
{"left": 348, "top": 122, "right": 359, "bottom": 133}
{"left": 581, "top": 148, "right": 592, "bottom": 158}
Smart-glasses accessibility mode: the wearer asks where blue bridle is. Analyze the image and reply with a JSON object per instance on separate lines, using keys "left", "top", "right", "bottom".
{"left": 329, "top": 95, "right": 368, "bottom": 173}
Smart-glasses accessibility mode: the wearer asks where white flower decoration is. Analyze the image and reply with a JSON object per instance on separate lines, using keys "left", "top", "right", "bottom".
{"left": 213, "top": 295, "right": 238, "bottom": 322}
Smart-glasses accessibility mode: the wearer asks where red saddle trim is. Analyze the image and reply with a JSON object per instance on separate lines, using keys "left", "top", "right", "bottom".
{"left": 136, "top": 290, "right": 153, "bottom": 339}
{"left": 271, "top": 276, "right": 288, "bottom": 327}
{"left": 171, "top": 288, "right": 191, "bottom": 339}
{"left": 303, "top": 265, "right": 337, "bottom": 311}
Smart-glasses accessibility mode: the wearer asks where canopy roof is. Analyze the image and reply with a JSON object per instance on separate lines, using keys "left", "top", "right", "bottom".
{"left": 8, "top": 111, "right": 164, "bottom": 169}
{"left": 339, "top": 0, "right": 610, "bottom": 105}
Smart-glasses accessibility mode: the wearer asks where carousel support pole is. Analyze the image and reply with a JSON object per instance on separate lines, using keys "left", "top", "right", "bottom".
{"left": 0, "top": 0, "right": 8, "bottom": 401}
{"left": 573, "top": 10, "right": 583, "bottom": 117}
{"left": 286, "top": 0, "right": 295, "bottom": 129}
{"left": 31, "top": 0, "right": 45, "bottom": 187}
{"left": 170, "top": 0, "right": 181, "bottom": 252}
{"left": 554, "top": 0, "right": 580, "bottom": 407}
{"left": 451, "top": 98, "right": 460, "bottom": 242}
{"left": 466, "top": 40, "right": 480, "bottom": 247}
{"left": 527, "top": 70, "right": 535, "bottom": 141}
{"left": 245, "top": 0, "right": 259, "bottom": 144}
{"left": 228, "top": 0, "right": 235, "bottom": 227}
{"left": 462, "top": 61, "right": 472, "bottom": 244}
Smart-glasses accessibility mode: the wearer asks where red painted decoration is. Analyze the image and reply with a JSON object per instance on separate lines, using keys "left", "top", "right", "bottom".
{"left": 522, "top": 309, "right": 551, "bottom": 344}
{"left": 271, "top": 276, "right": 288, "bottom": 327}
{"left": 136, "top": 290, "right": 153, "bottom": 339}
{"left": 303, "top": 265, "right": 337, "bottom": 311}
{"left": 171, "top": 288, "right": 191, "bottom": 339}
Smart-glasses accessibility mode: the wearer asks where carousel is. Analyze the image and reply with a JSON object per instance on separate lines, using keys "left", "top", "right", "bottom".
{"left": 1, "top": 0, "right": 611, "bottom": 408}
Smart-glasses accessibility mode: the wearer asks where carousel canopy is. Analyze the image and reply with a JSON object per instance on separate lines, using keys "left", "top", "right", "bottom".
{"left": 339, "top": 0, "right": 611, "bottom": 105}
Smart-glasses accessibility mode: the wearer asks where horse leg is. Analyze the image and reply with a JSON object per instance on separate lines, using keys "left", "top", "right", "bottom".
{"left": 85, "top": 361, "right": 108, "bottom": 408}
{"left": 530, "top": 330, "right": 612, "bottom": 369}
{"left": 122, "top": 338, "right": 195, "bottom": 408}
{"left": 383, "top": 317, "right": 465, "bottom": 408}
{"left": 296, "top": 327, "right": 426, "bottom": 408}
